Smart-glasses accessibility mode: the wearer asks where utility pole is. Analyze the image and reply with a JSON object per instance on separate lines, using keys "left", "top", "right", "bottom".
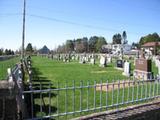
{"left": 21, "top": 0, "right": 26, "bottom": 59}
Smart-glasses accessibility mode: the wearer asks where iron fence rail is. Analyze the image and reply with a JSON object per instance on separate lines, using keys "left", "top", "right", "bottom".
{"left": 23, "top": 79, "right": 160, "bottom": 120}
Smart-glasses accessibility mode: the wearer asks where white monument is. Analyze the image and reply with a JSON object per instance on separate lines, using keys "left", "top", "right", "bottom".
{"left": 99, "top": 56, "right": 106, "bottom": 67}
{"left": 122, "top": 61, "right": 131, "bottom": 77}
{"left": 90, "top": 58, "right": 95, "bottom": 65}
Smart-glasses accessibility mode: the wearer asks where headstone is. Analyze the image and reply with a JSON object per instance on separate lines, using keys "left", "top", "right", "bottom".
{"left": 58, "top": 54, "right": 60, "bottom": 61}
{"left": 154, "top": 56, "right": 160, "bottom": 75}
{"left": 116, "top": 60, "right": 123, "bottom": 68}
{"left": 134, "top": 50, "right": 152, "bottom": 80}
{"left": 76, "top": 55, "right": 79, "bottom": 61}
{"left": 63, "top": 55, "right": 67, "bottom": 62}
{"left": 85, "top": 56, "right": 89, "bottom": 62}
{"left": 136, "top": 51, "right": 140, "bottom": 58}
{"left": 107, "top": 57, "right": 112, "bottom": 64}
{"left": 51, "top": 54, "right": 53, "bottom": 60}
{"left": 90, "top": 58, "right": 95, "bottom": 65}
{"left": 122, "top": 61, "right": 131, "bottom": 77}
{"left": 79, "top": 56, "right": 85, "bottom": 64}
{"left": 72, "top": 55, "right": 75, "bottom": 60}
{"left": 99, "top": 56, "right": 106, "bottom": 67}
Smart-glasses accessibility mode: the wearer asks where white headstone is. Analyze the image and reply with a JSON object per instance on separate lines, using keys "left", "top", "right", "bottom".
{"left": 107, "top": 57, "right": 112, "bottom": 64}
{"left": 79, "top": 56, "right": 85, "bottom": 64}
{"left": 99, "top": 56, "right": 106, "bottom": 67}
{"left": 122, "top": 61, "right": 130, "bottom": 77}
{"left": 90, "top": 58, "right": 95, "bottom": 65}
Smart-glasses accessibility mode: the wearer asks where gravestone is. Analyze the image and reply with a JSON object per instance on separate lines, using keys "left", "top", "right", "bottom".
{"left": 154, "top": 56, "right": 160, "bottom": 75}
{"left": 79, "top": 56, "right": 85, "bottom": 64}
{"left": 90, "top": 58, "right": 95, "bottom": 65}
{"left": 99, "top": 56, "right": 107, "bottom": 67}
{"left": 122, "top": 61, "right": 131, "bottom": 77}
{"left": 136, "top": 51, "right": 140, "bottom": 58}
{"left": 72, "top": 55, "right": 75, "bottom": 60}
{"left": 107, "top": 57, "right": 112, "bottom": 64}
{"left": 116, "top": 60, "right": 123, "bottom": 68}
{"left": 134, "top": 51, "right": 152, "bottom": 80}
{"left": 76, "top": 55, "right": 79, "bottom": 61}
{"left": 63, "top": 55, "right": 67, "bottom": 62}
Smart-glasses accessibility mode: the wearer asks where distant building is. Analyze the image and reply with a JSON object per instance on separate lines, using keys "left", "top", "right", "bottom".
{"left": 102, "top": 43, "right": 132, "bottom": 54}
{"left": 38, "top": 45, "right": 50, "bottom": 54}
{"left": 141, "top": 42, "right": 160, "bottom": 55}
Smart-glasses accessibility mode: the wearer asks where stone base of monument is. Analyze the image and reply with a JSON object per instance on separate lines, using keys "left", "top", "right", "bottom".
{"left": 122, "top": 72, "right": 130, "bottom": 77}
{"left": 79, "top": 60, "right": 85, "bottom": 64}
{"left": 115, "top": 67, "right": 123, "bottom": 71}
{"left": 99, "top": 64, "right": 106, "bottom": 67}
{"left": 134, "top": 70, "right": 152, "bottom": 80}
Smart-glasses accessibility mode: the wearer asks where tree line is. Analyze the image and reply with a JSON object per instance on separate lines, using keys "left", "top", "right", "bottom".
{"left": 56, "top": 31, "right": 127, "bottom": 53}
{"left": 0, "top": 48, "right": 14, "bottom": 55}
{"left": 23, "top": 31, "right": 160, "bottom": 55}
{"left": 56, "top": 36, "right": 107, "bottom": 53}
{"left": 132, "top": 32, "right": 160, "bottom": 49}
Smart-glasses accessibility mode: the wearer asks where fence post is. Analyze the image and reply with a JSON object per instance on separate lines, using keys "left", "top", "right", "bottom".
{"left": 73, "top": 80, "right": 75, "bottom": 116}
{"left": 40, "top": 82, "right": 43, "bottom": 119}
{"left": 94, "top": 80, "right": 96, "bottom": 111}
{"left": 136, "top": 80, "right": 139, "bottom": 102}
{"left": 106, "top": 80, "right": 108, "bottom": 110}
{"left": 112, "top": 79, "right": 114, "bottom": 106}
{"left": 117, "top": 80, "right": 120, "bottom": 108}
{"left": 56, "top": 80, "right": 60, "bottom": 119}
{"left": 127, "top": 79, "right": 130, "bottom": 103}
{"left": 122, "top": 80, "right": 125, "bottom": 104}
{"left": 20, "top": 59, "right": 25, "bottom": 82}
{"left": 49, "top": 82, "right": 51, "bottom": 119}
{"left": 87, "top": 80, "right": 89, "bottom": 111}
{"left": 100, "top": 80, "right": 102, "bottom": 111}
{"left": 132, "top": 79, "right": 135, "bottom": 102}
{"left": 80, "top": 81, "right": 83, "bottom": 114}
{"left": 65, "top": 80, "right": 68, "bottom": 119}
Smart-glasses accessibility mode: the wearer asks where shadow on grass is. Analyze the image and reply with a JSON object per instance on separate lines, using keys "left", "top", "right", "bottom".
{"left": 24, "top": 66, "right": 57, "bottom": 119}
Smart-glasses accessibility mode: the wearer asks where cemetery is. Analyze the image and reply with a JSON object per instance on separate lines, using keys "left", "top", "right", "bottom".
{"left": 0, "top": 50, "right": 160, "bottom": 120}
{"left": 22, "top": 53, "right": 160, "bottom": 119}
{"left": 1, "top": 1, "right": 160, "bottom": 119}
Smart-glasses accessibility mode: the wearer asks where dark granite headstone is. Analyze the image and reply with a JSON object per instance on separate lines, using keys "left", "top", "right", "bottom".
{"left": 116, "top": 60, "right": 123, "bottom": 68}
{"left": 134, "top": 50, "right": 152, "bottom": 80}
{"left": 135, "top": 59, "right": 151, "bottom": 72}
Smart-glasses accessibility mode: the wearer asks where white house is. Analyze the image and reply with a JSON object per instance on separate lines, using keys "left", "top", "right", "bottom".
{"left": 102, "top": 44, "right": 132, "bottom": 55}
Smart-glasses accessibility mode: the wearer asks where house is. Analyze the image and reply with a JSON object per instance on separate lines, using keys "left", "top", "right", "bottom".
{"left": 38, "top": 45, "right": 50, "bottom": 54}
{"left": 141, "top": 42, "right": 160, "bottom": 55}
{"left": 102, "top": 43, "right": 132, "bottom": 55}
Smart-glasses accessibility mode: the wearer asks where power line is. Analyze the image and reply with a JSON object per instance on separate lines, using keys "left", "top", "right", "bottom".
{"left": 0, "top": 12, "right": 154, "bottom": 36}
{"left": 27, "top": 5, "right": 158, "bottom": 29}
{"left": 27, "top": 13, "right": 147, "bottom": 36}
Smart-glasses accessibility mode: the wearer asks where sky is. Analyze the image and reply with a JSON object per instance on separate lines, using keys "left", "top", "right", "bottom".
{"left": 0, "top": 0, "right": 160, "bottom": 50}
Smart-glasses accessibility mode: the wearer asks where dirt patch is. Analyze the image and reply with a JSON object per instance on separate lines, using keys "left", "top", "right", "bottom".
{"left": 96, "top": 80, "right": 139, "bottom": 92}
{"left": 91, "top": 71, "right": 119, "bottom": 74}
{"left": 91, "top": 71, "right": 107, "bottom": 74}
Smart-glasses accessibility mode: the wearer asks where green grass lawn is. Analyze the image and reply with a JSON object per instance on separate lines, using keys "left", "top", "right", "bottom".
{"left": 31, "top": 57, "right": 128, "bottom": 84}
{"left": 28, "top": 56, "right": 159, "bottom": 120}
{"left": 0, "top": 57, "right": 20, "bottom": 80}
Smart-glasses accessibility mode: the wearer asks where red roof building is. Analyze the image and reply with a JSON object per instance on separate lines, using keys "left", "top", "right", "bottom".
{"left": 141, "top": 42, "right": 160, "bottom": 55}
{"left": 142, "top": 42, "right": 160, "bottom": 47}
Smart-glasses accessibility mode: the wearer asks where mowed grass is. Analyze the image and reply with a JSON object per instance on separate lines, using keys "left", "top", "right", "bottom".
{"left": 32, "top": 56, "right": 128, "bottom": 85}
{"left": 30, "top": 56, "right": 159, "bottom": 119}
{"left": 0, "top": 57, "right": 20, "bottom": 80}
{"left": 31, "top": 56, "right": 128, "bottom": 119}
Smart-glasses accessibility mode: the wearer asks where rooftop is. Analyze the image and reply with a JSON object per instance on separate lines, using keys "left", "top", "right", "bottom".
{"left": 142, "top": 42, "right": 160, "bottom": 47}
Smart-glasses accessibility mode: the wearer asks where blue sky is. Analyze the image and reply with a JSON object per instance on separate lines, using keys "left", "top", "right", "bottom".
{"left": 0, "top": 0, "right": 160, "bottom": 50}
